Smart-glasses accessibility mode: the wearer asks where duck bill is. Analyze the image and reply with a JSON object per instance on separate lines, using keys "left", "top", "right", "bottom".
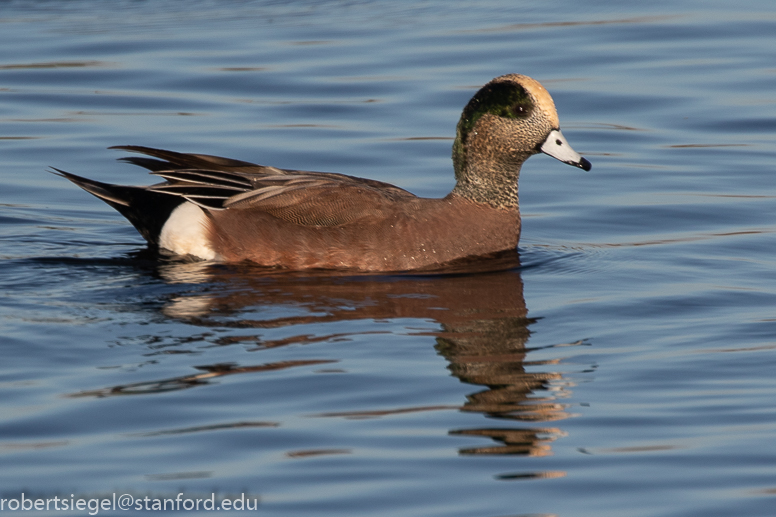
{"left": 540, "top": 129, "right": 591, "bottom": 171}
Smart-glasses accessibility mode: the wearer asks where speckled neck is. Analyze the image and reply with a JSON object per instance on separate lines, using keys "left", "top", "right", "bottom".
{"left": 448, "top": 75, "right": 557, "bottom": 210}
{"left": 450, "top": 149, "right": 529, "bottom": 209}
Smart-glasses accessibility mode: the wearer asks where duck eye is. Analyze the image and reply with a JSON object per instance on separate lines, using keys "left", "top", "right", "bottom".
{"left": 509, "top": 103, "right": 531, "bottom": 118}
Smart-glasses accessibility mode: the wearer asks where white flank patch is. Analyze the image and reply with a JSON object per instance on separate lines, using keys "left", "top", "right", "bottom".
{"left": 159, "top": 202, "right": 218, "bottom": 260}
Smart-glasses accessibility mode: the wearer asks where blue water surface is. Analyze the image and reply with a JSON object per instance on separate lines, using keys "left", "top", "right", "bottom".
{"left": 1, "top": 1, "right": 776, "bottom": 516}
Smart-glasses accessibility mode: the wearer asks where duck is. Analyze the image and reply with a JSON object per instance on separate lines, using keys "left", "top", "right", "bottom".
{"left": 54, "top": 74, "right": 590, "bottom": 272}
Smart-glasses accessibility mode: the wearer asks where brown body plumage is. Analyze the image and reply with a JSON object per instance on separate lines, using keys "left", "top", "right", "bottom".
{"left": 54, "top": 74, "right": 590, "bottom": 272}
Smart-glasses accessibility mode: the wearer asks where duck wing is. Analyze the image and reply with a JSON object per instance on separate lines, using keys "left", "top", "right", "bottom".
{"left": 116, "top": 146, "right": 417, "bottom": 227}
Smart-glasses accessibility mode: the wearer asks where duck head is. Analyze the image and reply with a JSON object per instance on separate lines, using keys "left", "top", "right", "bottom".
{"left": 451, "top": 74, "right": 591, "bottom": 209}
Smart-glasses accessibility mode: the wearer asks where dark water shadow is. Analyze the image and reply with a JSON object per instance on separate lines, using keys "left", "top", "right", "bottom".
{"left": 57, "top": 248, "right": 583, "bottom": 458}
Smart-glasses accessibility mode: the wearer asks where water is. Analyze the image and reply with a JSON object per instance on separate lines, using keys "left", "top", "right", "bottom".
{"left": 1, "top": 1, "right": 776, "bottom": 515}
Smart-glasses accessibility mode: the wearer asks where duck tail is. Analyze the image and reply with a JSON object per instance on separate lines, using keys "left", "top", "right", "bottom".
{"left": 51, "top": 168, "right": 184, "bottom": 246}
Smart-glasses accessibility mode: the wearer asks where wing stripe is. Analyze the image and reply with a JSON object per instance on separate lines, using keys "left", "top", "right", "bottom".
{"left": 111, "top": 146, "right": 418, "bottom": 224}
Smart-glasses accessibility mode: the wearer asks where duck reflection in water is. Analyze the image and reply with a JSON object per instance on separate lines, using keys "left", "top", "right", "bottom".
{"left": 73, "top": 252, "right": 580, "bottom": 458}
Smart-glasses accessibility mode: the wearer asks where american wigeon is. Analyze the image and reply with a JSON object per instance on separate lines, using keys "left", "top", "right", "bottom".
{"left": 54, "top": 74, "right": 590, "bottom": 271}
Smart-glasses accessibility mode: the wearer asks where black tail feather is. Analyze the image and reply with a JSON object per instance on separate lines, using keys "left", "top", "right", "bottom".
{"left": 51, "top": 168, "right": 184, "bottom": 246}
{"left": 110, "top": 145, "right": 258, "bottom": 170}
{"left": 54, "top": 145, "right": 263, "bottom": 246}
{"left": 116, "top": 156, "right": 172, "bottom": 172}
